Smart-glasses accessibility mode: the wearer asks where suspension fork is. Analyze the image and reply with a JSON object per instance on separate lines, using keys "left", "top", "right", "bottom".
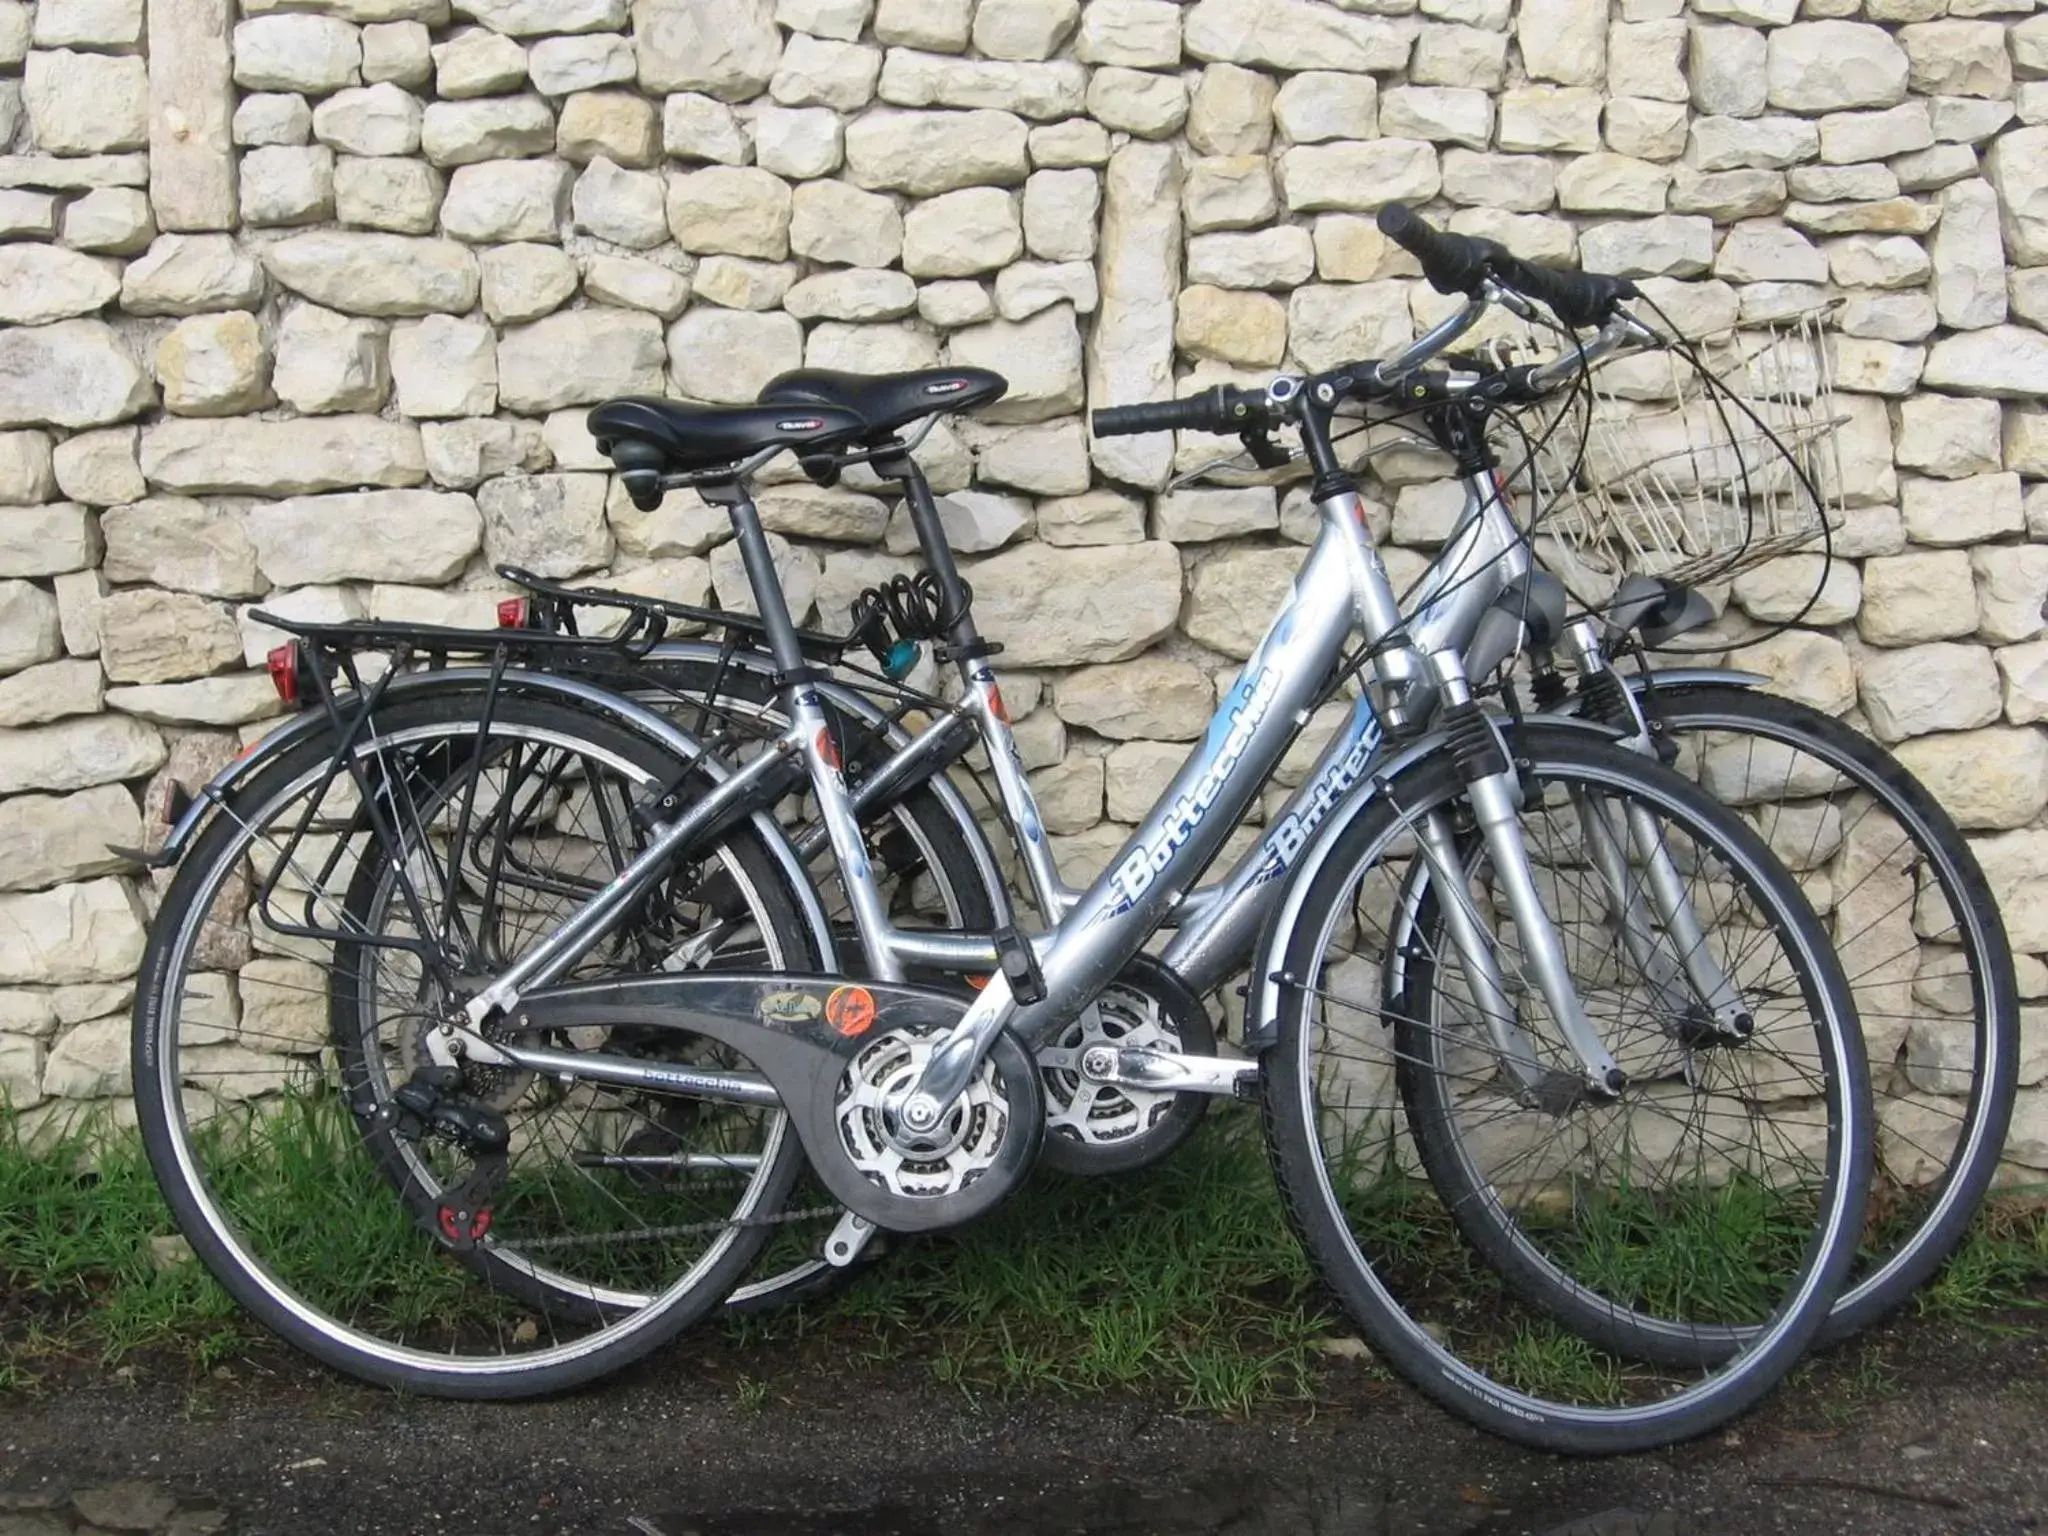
{"left": 1425, "top": 649, "right": 1624, "bottom": 1096}
{"left": 1560, "top": 623, "right": 1752, "bottom": 1040}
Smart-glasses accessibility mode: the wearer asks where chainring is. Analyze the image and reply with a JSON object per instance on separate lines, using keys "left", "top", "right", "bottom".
{"left": 1035, "top": 960, "right": 1217, "bottom": 1177}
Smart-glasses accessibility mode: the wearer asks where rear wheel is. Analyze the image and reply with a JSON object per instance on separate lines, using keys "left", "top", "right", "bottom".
{"left": 134, "top": 691, "right": 820, "bottom": 1397}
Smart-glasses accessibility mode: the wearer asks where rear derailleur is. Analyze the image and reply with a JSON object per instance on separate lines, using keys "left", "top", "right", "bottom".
{"left": 373, "top": 1066, "right": 512, "bottom": 1253}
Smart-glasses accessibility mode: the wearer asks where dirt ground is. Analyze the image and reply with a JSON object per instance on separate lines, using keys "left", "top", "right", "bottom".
{"left": 2, "top": 1311, "right": 2045, "bottom": 1536}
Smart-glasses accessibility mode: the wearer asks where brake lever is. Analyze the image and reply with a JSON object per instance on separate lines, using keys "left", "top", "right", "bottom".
{"left": 1241, "top": 428, "right": 1290, "bottom": 469}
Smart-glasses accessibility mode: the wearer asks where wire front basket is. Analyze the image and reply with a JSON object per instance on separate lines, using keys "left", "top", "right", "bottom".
{"left": 1525, "top": 305, "right": 1848, "bottom": 605}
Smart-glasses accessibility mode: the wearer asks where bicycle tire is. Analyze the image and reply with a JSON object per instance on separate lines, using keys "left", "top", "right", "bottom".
{"left": 1259, "top": 725, "right": 1871, "bottom": 1453}
{"left": 135, "top": 691, "right": 820, "bottom": 1398}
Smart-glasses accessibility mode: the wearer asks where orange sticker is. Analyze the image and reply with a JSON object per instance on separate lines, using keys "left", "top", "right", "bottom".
{"left": 815, "top": 726, "right": 842, "bottom": 772}
{"left": 824, "top": 985, "right": 877, "bottom": 1038}
{"left": 987, "top": 685, "right": 1010, "bottom": 725}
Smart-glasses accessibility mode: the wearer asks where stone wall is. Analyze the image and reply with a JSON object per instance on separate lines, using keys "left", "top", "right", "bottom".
{"left": 0, "top": 0, "right": 2045, "bottom": 1175}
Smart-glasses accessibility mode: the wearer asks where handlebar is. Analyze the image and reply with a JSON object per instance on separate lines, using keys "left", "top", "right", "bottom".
{"left": 1091, "top": 384, "right": 1282, "bottom": 438}
{"left": 1375, "top": 203, "right": 1639, "bottom": 331}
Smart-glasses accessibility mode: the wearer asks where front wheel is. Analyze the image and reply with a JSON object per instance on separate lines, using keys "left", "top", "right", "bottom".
{"left": 1258, "top": 726, "right": 1871, "bottom": 1454}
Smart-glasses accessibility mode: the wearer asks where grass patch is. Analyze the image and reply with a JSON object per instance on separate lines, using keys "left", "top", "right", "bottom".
{"left": 4, "top": 1105, "right": 2044, "bottom": 1417}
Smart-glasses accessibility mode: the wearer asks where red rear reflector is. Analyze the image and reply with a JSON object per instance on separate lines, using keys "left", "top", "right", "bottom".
{"left": 498, "top": 597, "right": 531, "bottom": 629}
{"left": 266, "top": 643, "right": 300, "bottom": 705}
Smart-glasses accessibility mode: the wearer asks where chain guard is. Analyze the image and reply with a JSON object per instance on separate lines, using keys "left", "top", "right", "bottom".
{"left": 516, "top": 973, "right": 1041, "bottom": 1234}
{"left": 1036, "top": 954, "right": 1215, "bottom": 1177}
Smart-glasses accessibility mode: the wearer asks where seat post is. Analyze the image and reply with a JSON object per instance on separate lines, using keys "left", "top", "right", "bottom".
{"left": 701, "top": 480, "right": 809, "bottom": 677}
{"left": 872, "top": 446, "right": 981, "bottom": 657}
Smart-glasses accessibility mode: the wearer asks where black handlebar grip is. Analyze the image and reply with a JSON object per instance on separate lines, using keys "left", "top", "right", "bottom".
{"left": 1375, "top": 203, "right": 1500, "bottom": 298}
{"left": 1090, "top": 397, "right": 1209, "bottom": 437}
{"left": 1496, "top": 256, "right": 1639, "bottom": 330}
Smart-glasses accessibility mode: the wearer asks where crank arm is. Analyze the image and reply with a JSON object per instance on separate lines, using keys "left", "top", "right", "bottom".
{"left": 1078, "top": 1046, "right": 1257, "bottom": 1098}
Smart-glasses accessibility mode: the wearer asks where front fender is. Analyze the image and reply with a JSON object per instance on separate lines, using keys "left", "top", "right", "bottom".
{"left": 1241, "top": 713, "right": 1626, "bottom": 1051}
{"left": 1625, "top": 667, "right": 1766, "bottom": 696}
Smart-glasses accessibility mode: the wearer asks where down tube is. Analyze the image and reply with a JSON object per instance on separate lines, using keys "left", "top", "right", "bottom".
{"left": 1006, "top": 528, "right": 1362, "bottom": 1041}
{"left": 1161, "top": 691, "right": 1386, "bottom": 995}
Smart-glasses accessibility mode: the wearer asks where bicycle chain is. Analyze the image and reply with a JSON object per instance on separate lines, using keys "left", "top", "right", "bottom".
{"left": 509, "top": 1201, "right": 843, "bottom": 1252}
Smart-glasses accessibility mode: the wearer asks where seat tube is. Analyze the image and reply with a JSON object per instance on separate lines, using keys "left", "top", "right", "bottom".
{"left": 709, "top": 480, "right": 906, "bottom": 982}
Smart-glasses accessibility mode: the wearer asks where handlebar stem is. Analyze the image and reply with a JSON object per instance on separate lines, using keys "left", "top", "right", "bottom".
{"left": 1369, "top": 288, "right": 1494, "bottom": 388}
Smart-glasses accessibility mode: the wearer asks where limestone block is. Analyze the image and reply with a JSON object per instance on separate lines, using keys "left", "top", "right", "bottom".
{"left": 311, "top": 82, "right": 421, "bottom": 158}
{"left": 1990, "top": 127, "right": 2048, "bottom": 266}
{"left": 1899, "top": 471, "right": 2025, "bottom": 545}
{"left": 421, "top": 417, "right": 545, "bottom": 490}
{"left": 0, "top": 320, "right": 153, "bottom": 430}
{"left": 1184, "top": 546, "right": 1301, "bottom": 659}
{"left": 1517, "top": 0, "right": 1604, "bottom": 87}
{"left": 60, "top": 187, "right": 154, "bottom": 253}
{"left": 1727, "top": 629, "right": 1856, "bottom": 715}
{"left": 1277, "top": 140, "right": 1439, "bottom": 214}
{"left": 1729, "top": 554, "right": 1859, "bottom": 624}
{"left": 479, "top": 243, "right": 578, "bottom": 323}
{"left": 1859, "top": 641, "right": 2003, "bottom": 741}
{"left": 769, "top": 35, "right": 880, "bottom": 111}
{"left": 1556, "top": 154, "right": 1671, "bottom": 216}
{"left": 1974, "top": 544, "right": 2048, "bottom": 644}
{"left": 1859, "top": 549, "right": 1980, "bottom": 645}
{"left": 1606, "top": 19, "right": 1685, "bottom": 102}
{"left": 1273, "top": 71, "right": 1377, "bottom": 146}
{"left": 1840, "top": 290, "right": 1938, "bottom": 343}
{"left": 783, "top": 269, "right": 917, "bottom": 323}
{"left": 1766, "top": 22, "right": 1910, "bottom": 113}
{"left": 947, "top": 305, "right": 1083, "bottom": 424}
{"left": 1924, "top": 327, "right": 2048, "bottom": 396}
{"left": 752, "top": 104, "right": 842, "bottom": 178}
{"left": 263, "top": 230, "right": 479, "bottom": 318}
{"left": 1184, "top": 155, "right": 1278, "bottom": 233}
{"left": 994, "top": 260, "right": 1097, "bottom": 320}
{"left": 361, "top": 20, "right": 432, "bottom": 87}
{"left": 477, "top": 473, "right": 611, "bottom": 579}
{"left": 238, "top": 144, "right": 335, "bottom": 226}
{"left": 24, "top": 49, "right": 147, "bottom": 152}
{"left": 1287, "top": 281, "right": 1411, "bottom": 372}
{"left": 568, "top": 157, "right": 667, "bottom": 248}
{"left": 755, "top": 482, "right": 890, "bottom": 543}
{"left": 902, "top": 186, "right": 1021, "bottom": 277}
{"left": 788, "top": 179, "right": 902, "bottom": 267}
{"left": 0, "top": 433, "right": 53, "bottom": 509}
{"left": 271, "top": 305, "right": 388, "bottom": 415}
{"left": 1174, "top": 286, "right": 1286, "bottom": 368}
{"left": 1894, "top": 394, "right": 2003, "bottom": 480}
{"left": 529, "top": 33, "right": 636, "bottom": 95}
{"left": 51, "top": 429, "right": 141, "bottom": 509}
{"left": 1894, "top": 143, "right": 1981, "bottom": 195}
{"left": 1830, "top": 337, "right": 1925, "bottom": 395}
{"left": 556, "top": 89, "right": 660, "bottom": 165}
{"left": 1894, "top": 728, "right": 2048, "bottom": 831}
{"left": 668, "top": 307, "right": 803, "bottom": 402}
{"left": 141, "top": 416, "right": 425, "bottom": 495}
{"left": 1441, "top": 151, "right": 1556, "bottom": 213}
{"left": 231, "top": 15, "right": 361, "bottom": 94}
{"left": 0, "top": 657, "right": 101, "bottom": 729}
{"left": 1023, "top": 168, "right": 1098, "bottom": 262}
{"left": 0, "top": 578, "right": 61, "bottom": 675}
{"left": 961, "top": 420, "right": 1087, "bottom": 497}
{"left": 155, "top": 311, "right": 272, "bottom": 417}
{"left": 430, "top": 28, "right": 526, "bottom": 97}
{"left": 1819, "top": 102, "right": 1934, "bottom": 164}
{"left": 440, "top": 157, "right": 570, "bottom": 243}
{"left": 0, "top": 504, "right": 97, "bottom": 578}
{"left": 384, "top": 313, "right": 495, "bottom": 419}
{"left": 1412, "top": 23, "right": 1507, "bottom": 92}
{"left": 1669, "top": 167, "right": 1787, "bottom": 220}
{"left": 1578, "top": 215, "right": 1715, "bottom": 277}
{"left": 497, "top": 307, "right": 665, "bottom": 413}
{"left": 803, "top": 318, "right": 939, "bottom": 373}
{"left": 1689, "top": 115, "right": 1820, "bottom": 171}
{"left": 874, "top": 0, "right": 971, "bottom": 52}
{"left": 0, "top": 247, "right": 119, "bottom": 327}
{"left": 1689, "top": 23, "right": 1767, "bottom": 119}
{"left": 1036, "top": 490, "right": 1142, "bottom": 547}
{"left": 966, "top": 540, "right": 1181, "bottom": 666}
{"left": 96, "top": 588, "right": 242, "bottom": 683}
{"left": 1496, "top": 86, "right": 1603, "bottom": 154}
{"left": 1187, "top": 63, "right": 1274, "bottom": 156}
{"left": 582, "top": 254, "right": 691, "bottom": 318}
{"left": 100, "top": 497, "right": 262, "bottom": 599}
{"left": 1087, "top": 142, "right": 1179, "bottom": 489}
{"left": 1377, "top": 86, "right": 1491, "bottom": 152}
{"left": 691, "top": 254, "right": 796, "bottom": 310}
{"left": 661, "top": 93, "right": 750, "bottom": 164}
{"left": 1826, "top": 235, "right": 1931, "bottom": 289}
{"left": 233, "top": 92, "right": 312, "bottom": 147}
{"left": 333, "top": 155, "right": 443, "bottom": 234}
{"left": 1182, "top": 0, "right": 1415, "bottom": 75}
{"left": 665, "top": 164, "right": 791, "bottom": 258}
{"left": 844, "top": 108, "right": 1028, "bottom": 195}
{"left": 1713, "top": 221, "right": 1828, "bottom": 283}
{"left": 1186, "top": 226, "right": 1316, "bottom": 290}
{"left": 918, "top": 279, "right": 994, "bottom": 327}
{"left": 1998, "top": 637, "right": 2048, "bottom": 723}
{"left": 1932, "top": 179, "right": 2009, "bottom": 329}
{"left": 419, "top": 94, "right": 554, "bottom": 166}
{"left": 147, "top": 0, "right": 237, "bottom": 232}
{"left": 1900, "top": 20, "right": 2012, "bottom": 99}
{"left": 0, "top": 880, "right": 145, "bottom": 985}
{"left": 878, "top": 51, "right": 1087, "bottom": 120}
{"left": 1788, "top": 163, "right": 1898, "bottom": 203}
{"left": 633, "top": 0, "right": 783, "bottom": 98}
